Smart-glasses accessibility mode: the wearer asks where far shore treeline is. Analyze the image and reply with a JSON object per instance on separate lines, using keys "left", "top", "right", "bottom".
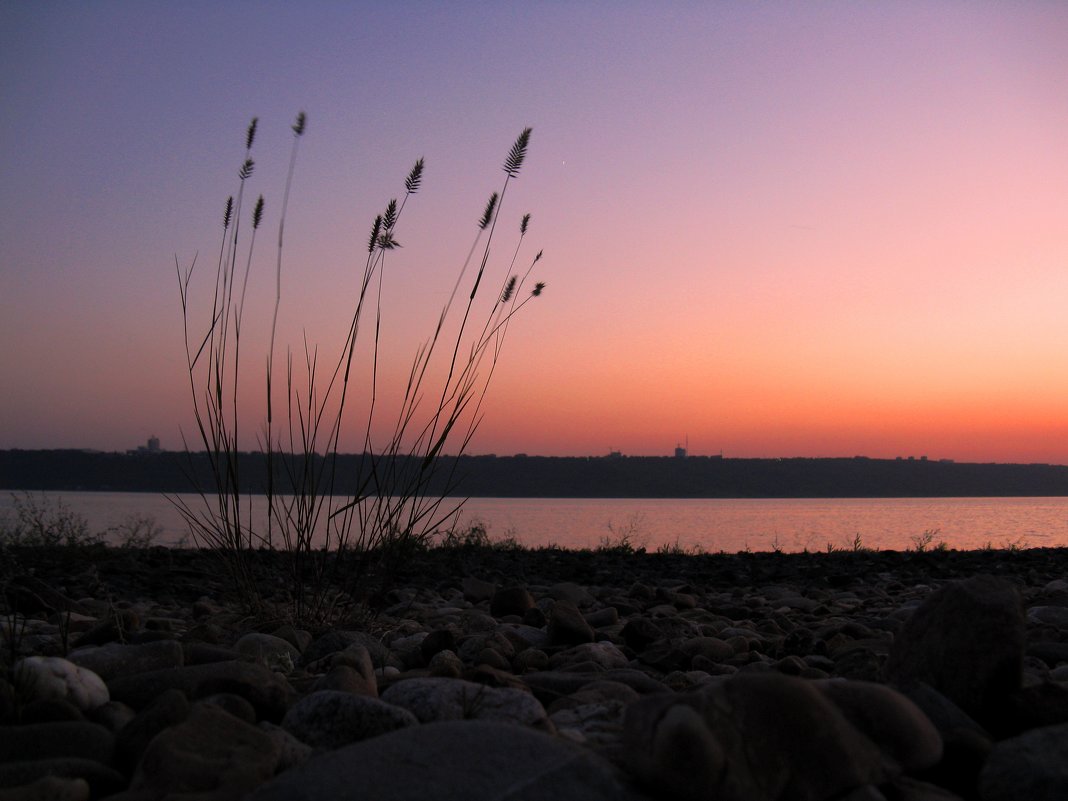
{"left": 4, "top": 449, "right": 1068, "bottom": 498}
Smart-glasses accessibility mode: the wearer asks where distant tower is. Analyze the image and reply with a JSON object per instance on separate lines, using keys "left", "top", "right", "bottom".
{"left": 147, "top": 435, "right": 160, "bottom": 453}
{"left": 675, "top": 435, "right": 688, "bottom": 459}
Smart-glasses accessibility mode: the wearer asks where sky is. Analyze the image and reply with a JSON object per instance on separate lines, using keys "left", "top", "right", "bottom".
{"left": 2, "top": 2, "right": 1067, "bottom": 464}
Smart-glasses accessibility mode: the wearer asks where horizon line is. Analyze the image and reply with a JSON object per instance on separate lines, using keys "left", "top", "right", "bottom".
{"left": 3, "top": 446, "right": 1068, "bottom": 469}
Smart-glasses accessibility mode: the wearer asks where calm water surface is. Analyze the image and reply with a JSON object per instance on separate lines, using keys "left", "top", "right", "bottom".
{"left": 3, "top": 491, "right": 1067, "bottom": 552}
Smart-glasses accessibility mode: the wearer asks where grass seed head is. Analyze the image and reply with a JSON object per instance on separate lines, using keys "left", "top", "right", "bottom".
{"left": 479, "top": 192, "right": 498, "bottom": 230}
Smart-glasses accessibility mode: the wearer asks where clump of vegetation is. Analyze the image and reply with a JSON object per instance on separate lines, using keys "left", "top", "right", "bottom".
{"left": 909, "top": 528, "right": 946, "bottom": 553}
{"left": 0, "top": 494, "right": 161, "bottom": 550}
{"left": 0, "top": 493, "right": 100, "bottom": 548}
{"left": 598, "top": 512, "right": 647, "bottom": 554}
{"left": 655, "top": 537, "right": 706, "bottom": 556}
{"left": 436, "top": 521, "right": 523, "bottom": 551}
{"left": 174, "top": 116, "right": 546, "bottom": 622}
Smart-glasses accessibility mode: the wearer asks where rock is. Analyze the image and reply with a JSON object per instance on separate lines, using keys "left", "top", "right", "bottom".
{"left": 623, "top": 673, "right": 889, "bottom": 801}
{"left": 501, "top": 623, "right": 550, "bottom": 651}
{"left": 67, "top": 640, "right": 183, "bottom": 681}
{"left": 247, "top": 720, "right": 647, "bottom": 801}
{"left": 619, "top": 619, "right": 657, "bottom": 653}
{"left": 419, "top": 629, "right": 457, "bottom": 663}
{"left": 996, "top": 681, "right": 1068, "bottom": 735}
{"left": 234, "top": 633, "right": 301, "bottom": 672}
{"left": 70, "top": 609, "right": 139, "bottom": 647}
{"left": 549, "top": 582, "right": 596, "bottom": 607}
{"left": 884, "top": 575, "right": 1024, "bottom": 725}
{"left": 584, "top": 606, "right": 620, "bottom": 628}
{"left": 381, "top": 677, "right": 551, "bottom": 731}
{"left": 514, "top": 648, "right": 550, "bottom": 673}
{"left": 1029, "top": 641, "right": 1068, "bottom": 666}
{"left": 881, "top": 777, "right": 966, "bottom": 800}
{"left": 900, "top": 682, "right": 991, "bottom": 799}
{"left": 114, "top": 688, "right": 190, "bottom": 772}
{"left": 637, "top": 638, "right": 689, "bottom": 672}
{"left": 1027, "top": 605, "right": 1068, "bottom": 630}
{"left": 490, "top": 586, "right": 536, "bottom": 618}
{"left": 547, "top": 601, "right": 595, "bottom": 646}
{"left": 522, "top": 669, "right": 667, "bottom": 707}
{"left": 680, "top": 636, "right": 734, "bottom": 664}
{"left": 12, "top": 657, "right": 108, "bottom": 712}
{"left": 978, "top": 721, "right": 1068, "bottom": 801}
{"left": 301, "top": 630, "right": 391, "bottom": 668}
{"left": 0, "top": 776, "right": 89, "bottom": 801}
{"left": 815, "top": 679, "right": 942, "bottom": 772}
{"left": 16, "top": 698, "right": 83, "bottom": 724}
{"left": 86, "top": 700, "right": 135, "bottom": 733}
{"left": 550, "top": 700, "right": 628, "bottom": 759}
{"left": 0, "top": 722, "right": 114, "bottom": 763}
{"left": 258, "top": 721, "right": 313, "bottom": 772}
{"left": 313, "top": 664, "right": 378, "bottom": 697}
{"left": 200, "top": 692, "right": 257, "bottom": 724}
{"left": 270, "top": 624, "right": 312, "bottom": 653}
{"left": 125, "top": 703, "right": 280, "bottom": 800}
{"left": 183, "top": 642, "right": 239, "bottom": 664}
{"left": 550, "top": 641, "right": 629, "bottom": 671}
{"left": 427, "top": 649, "right": 464, "bottom": 677}
{"left": 547, "top": 680, "right": 640, "bottom": 713}
{"left": 107, "top": 660, "right": 293, "bottom": 721}
{"left": 458, "top": 631, "right": 516, "bottom": 666}
{"left": 462, "top": 577, "right": 498, "bottom": 603}
{"left": 6, "top": 576, "right": 91, "bottom": 617}
{"left": 0, "top": 760, "right": 123, "bottom": 799}
{"left": 281, "top": 690, "right": 417, "bottom": 750}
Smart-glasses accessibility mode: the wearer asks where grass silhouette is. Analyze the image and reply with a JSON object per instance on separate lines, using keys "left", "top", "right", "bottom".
{"left": 174, "top": 116, "right": 545, "bottom": 622}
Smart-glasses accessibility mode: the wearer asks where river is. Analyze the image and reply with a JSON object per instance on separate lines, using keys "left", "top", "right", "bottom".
{"left": 3, "top": 491, "right": 1068, "bottom": 552}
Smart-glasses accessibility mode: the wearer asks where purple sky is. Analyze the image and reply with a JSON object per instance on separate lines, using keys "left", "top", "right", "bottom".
{"left": 3, "top": 2, "right": 1068, "bottom": 462}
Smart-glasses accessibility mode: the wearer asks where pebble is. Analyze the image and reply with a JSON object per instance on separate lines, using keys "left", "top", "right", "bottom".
{"left": 4, "top": 545, "right": 1068, "bottom": 800}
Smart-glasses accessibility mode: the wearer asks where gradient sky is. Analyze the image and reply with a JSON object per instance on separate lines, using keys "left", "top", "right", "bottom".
{"left": 2, "top": 2, "right": 1067, "bottom": 463}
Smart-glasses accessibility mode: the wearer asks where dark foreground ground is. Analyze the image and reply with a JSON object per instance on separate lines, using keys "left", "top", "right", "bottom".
{"left": 7, "top": 542, "right": 1067, "bottom": 609}
{"left": 2, "top": 544, "right": 1067, "bottom": 800}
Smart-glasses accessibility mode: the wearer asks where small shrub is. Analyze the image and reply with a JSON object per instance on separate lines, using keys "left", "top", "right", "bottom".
{"left": 437, "top": 521, "right": 492, "bottom": 549}
{"left": 107, "top": 515, "right": 162, "bottom": 549}
{"left": 909, "top": 529, "right": 939, "bottom": 553}
{"left": 0, "top": 493, "right": 100, "bottom": 548}
{"left": 602, "top": 512, "right": 647, "bottom": 554}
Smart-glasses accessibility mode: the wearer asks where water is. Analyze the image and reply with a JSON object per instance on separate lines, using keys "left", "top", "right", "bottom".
{"left": 3, "top": 490, "right": 1067, "bottom": 552}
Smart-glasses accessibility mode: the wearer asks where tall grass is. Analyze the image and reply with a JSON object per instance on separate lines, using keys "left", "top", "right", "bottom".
{"left": 173, "top": 116, "right": 545, "bottom": 621}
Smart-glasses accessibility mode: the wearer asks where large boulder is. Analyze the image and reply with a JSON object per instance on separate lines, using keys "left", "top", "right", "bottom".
{"left": 622, "top": 673, "right": 922, "bottom": 801}
{"left": 884, "top": 576, "right": 1024, "bottom": 726}
{"left": 247, "top": 720, "right": 647, "bottom": 801}
{"left": 123, "top": 703, "right": 280, "bottom": 801}
{"left": 978, "top": 722, "right": 1068, "bottom": 801}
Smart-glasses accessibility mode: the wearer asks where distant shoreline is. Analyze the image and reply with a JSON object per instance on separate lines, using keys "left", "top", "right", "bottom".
{"left": 4, "top": 449, "right": 1068, "bottom": 499}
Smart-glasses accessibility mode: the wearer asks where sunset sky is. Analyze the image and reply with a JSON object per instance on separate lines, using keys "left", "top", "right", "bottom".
{"left": 2, "top": 2, "right": 1067, "bottom": 463}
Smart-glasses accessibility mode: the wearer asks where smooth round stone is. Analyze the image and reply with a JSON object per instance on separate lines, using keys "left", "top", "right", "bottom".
{"left": 67, "top": 640, "right": 183, "bottom": 681}
{"left": 282, "top": 691, "right": 417, "bottom": 750}
{"left": 13, "top": 657, "right": 108, "bottom": 712}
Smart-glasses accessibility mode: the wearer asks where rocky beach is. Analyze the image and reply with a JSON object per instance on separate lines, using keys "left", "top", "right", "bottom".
{"left": 2, "top": 543, "right": 1067, "bottom": 800}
